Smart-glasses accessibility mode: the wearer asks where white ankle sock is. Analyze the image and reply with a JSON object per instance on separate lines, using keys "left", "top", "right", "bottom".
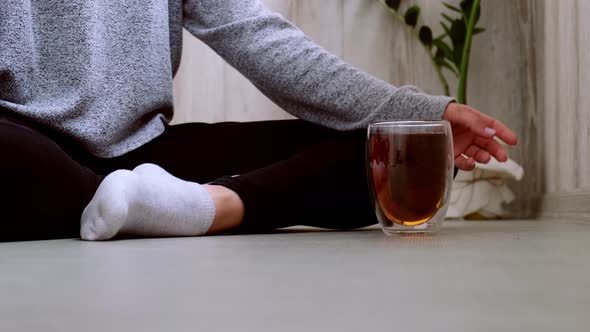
{"left": 80, "top": 164, "right": 216, "bottom": 240}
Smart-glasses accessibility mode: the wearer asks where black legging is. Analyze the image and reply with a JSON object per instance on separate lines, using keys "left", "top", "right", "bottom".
{"left": 0, "top": 113, "right": 376, "bottom": 241}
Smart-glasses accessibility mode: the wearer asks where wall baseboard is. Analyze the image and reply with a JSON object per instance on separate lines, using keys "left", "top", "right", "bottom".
{"left": 539, "top": 191, "right": 590, "bottom": 222}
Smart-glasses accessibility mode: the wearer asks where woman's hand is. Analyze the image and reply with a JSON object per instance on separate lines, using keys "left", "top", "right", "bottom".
{"left": 443, "top": 102, "right": 518, "bottom": 171}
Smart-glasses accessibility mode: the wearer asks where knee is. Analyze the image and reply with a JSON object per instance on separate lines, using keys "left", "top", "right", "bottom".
{"left": 0, "top": 121, "right": 99, "bottom": 240}
{"left": 0, "top": 122, "right": 54, "bottom": 190}
{"left": 0, "top": 120, "right": 99, "bottom": 192}
{"left": 0, "top": 121, "right": 70, "bottom": 184}
{"left": 0, "top": 121, "right": 39, "bottom": 173}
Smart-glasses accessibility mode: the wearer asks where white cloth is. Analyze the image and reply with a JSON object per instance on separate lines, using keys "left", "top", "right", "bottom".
{"left": 447, "top": 158, "right": 524, "bottom": 219}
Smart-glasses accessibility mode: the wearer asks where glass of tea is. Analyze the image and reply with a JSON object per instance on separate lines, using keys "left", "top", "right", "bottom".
{"left": 367, "top": 121, "right": 454, "bottom": 235}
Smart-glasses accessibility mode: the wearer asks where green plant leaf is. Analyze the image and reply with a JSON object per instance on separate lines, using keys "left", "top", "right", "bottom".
{"left": 404, "top": 6, "right": 420, "bottom": 27}
{"left": 473, "top": 27, "right": 486, "bottom": 34}
{"left": 385, "top": 0, "right": 402, "bottom": 11}
{"left": 460, "top": 0, "right": 472, "bottom": 14}
{"left": 440, "top": 22, "right": 451, "bottom": 35}
{"left": 434, "top": 48, "right": 445, "bottom": 65}
{"left": 440, "top": 60, "right": 459, "bottom": 75}
{"left": 433, "top": 38, "right": 453, "bottom": 61}
{"left": 419, "top": 26, "right": 433, "bottom": 46}
{"left": 442, "top": 2, "right": 462, "bottom": 13}
{"left": 434, "top": 33, "right": 448, "bottom": 40}
{"left": 474, "top": 4, "right": 481, "bottom": 24}
{"left": 449, "top": 19, "right": 467, "bottom": 66}
{"left": 434, "top": 46, "right": 460, "bottom": 77}
{"left": 441, "top": 13, "right": 455, "bottom": 23}
{"left": 460, "top": 0, "right": 481, "bottom": 24}
{"left": 449, "top": 19, "right": 467, "bottom": 45}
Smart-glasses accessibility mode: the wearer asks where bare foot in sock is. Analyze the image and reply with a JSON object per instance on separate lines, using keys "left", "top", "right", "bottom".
{"left": 80, "top": 164, "right": 216, "bottom": 241}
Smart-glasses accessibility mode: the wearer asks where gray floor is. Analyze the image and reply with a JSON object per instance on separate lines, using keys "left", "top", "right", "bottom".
{"left": 1, "top": 220, "right": 589, "bottom": 332}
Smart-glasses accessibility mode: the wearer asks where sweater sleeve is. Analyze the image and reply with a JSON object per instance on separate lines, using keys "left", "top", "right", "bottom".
{"left": 182, "top": 0, "right": 454, "bottom": 130}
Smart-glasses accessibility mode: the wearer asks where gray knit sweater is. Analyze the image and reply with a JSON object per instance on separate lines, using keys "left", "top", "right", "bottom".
{"left": 0, "top": 0, "right": 452, "bottom": 158}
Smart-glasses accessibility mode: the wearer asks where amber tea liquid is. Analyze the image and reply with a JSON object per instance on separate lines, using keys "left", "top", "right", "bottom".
{"left": 368, "top": 132, "right": 448, "bottom": 226}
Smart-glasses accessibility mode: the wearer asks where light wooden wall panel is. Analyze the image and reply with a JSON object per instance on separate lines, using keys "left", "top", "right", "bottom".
{"left": 557, "top": 0, "right": 577, "bottom": 192}
{"left": 466, "top": 0, "right": 543, "bottom": 216}
{"left": 576, "top": 0, "right": 590, "bottom": 190}
{"left": 540, "top": 0, "right": 590, "bottom": 220}
{"left": 541, "top": 0, "right": 590, "bottom": 193}
{"left": 543, "top": 0, "right": 558, "bottom": 194}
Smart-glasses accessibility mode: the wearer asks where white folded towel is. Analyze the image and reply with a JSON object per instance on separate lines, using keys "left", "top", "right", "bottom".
{"left": 447, "top": 158, "right": 524, "bottom": 219}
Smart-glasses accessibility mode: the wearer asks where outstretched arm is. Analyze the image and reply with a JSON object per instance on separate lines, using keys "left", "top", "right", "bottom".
{"left": 183, "top": 0, "right": 453, "bottom": 130}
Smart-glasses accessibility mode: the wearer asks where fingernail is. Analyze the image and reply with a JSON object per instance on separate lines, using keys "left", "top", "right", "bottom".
{"left": 484, "top": 127, "right": 496, "bottom": 136}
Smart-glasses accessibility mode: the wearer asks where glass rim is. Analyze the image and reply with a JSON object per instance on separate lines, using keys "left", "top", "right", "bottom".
{"left": 369, "top": 120, "right": 449, "bottom": 128}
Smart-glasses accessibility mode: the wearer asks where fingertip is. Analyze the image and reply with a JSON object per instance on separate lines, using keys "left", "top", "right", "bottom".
{"left": 497, "top": 128, "right": 519, "bottom": 146}
{"left": 475, "top": 150, "right": 491, "bottom": 164}
{"left": 504, "top": 135, "right": 518, "bottom": 146}
{"left": 467, "top": 157, "right": 476, "bottom": 170}
{"left": 455, "top": 156, "right": 476, "bottom": 171}
{"left": 483, "top": 127, "right": 496, "bottom": 138}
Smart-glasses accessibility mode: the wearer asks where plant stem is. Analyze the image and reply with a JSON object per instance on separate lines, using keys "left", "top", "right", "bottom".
{"left": 432, "top": 58, "right": 451, "bottom": 96}
{"left": 376, "top": 0, "right": 451, "bottom": 96}
{"left": 457, "top": 0, "right": 480, "bottom": 104}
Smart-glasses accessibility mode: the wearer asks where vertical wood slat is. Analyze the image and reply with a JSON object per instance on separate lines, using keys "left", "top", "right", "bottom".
{"left": 513, "top": 0, "right": 544, "bottom": 212}
{"left": 532, "top": 0, "right": 546, "bottom": 197}
{"left": 577, "top": 0, "right": 590, "bottom": 190}
{"left": 539, "top": 0, "right": 590, "bottom": 220}
{"left": 556, "top": 0, "right": 578, "bottom": 191}
{"left": 467, "top": 0, "right": 542, "bottom": 214}
{"left": 543, "top": 0, "right": 558, "bottom": 193}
